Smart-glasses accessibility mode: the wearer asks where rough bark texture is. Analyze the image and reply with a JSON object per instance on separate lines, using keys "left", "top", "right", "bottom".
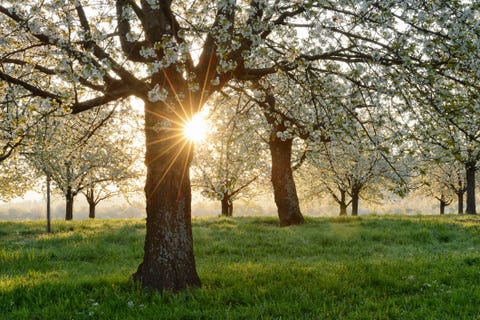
{"left": 269, "top": 135, "right": 304, "bottom": 226}
{"left": 465, "top": 161, "right": 476, "bottom": 215}
{"left": 221, "top": 195, "right": 233, "bottom": 217}
{"left": 65, "top": 188, "right": 74, "bottom": 221}
{"left": 132, "top": 101, "right": 201, "bottom": 292}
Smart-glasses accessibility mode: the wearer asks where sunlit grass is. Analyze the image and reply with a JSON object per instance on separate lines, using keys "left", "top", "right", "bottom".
{"left": 1, "top": 215, "right": 480, "bottom": 319}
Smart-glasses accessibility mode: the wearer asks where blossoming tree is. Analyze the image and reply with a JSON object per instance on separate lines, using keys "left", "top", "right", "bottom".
{"left": 191, "top": 94, "right": 269, "bottom": 217}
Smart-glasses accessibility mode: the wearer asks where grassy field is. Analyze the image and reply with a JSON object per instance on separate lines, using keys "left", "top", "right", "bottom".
{"left": 1, "top": 215, "right": 480, "bottom": 319}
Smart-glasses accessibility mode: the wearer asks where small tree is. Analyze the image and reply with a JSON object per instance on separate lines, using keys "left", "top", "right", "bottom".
{"left": 192, "top": 94, "right": 269, "bottom": 217}
{"left": 416, "top": 158, "right": 466, "bottom": 215}
{"left": 27, "top": 107, "right": 142, "bottom": 220}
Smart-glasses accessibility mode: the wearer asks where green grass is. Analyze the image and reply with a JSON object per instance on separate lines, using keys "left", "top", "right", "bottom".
{"left": 1, "top": 215, "right": 480, "bottom": 319}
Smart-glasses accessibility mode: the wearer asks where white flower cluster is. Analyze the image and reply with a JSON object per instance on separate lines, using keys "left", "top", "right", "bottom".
{"left": 146, "top": 0, "right": 160, "bottom": 10}
{"left": 210, "top": 77, "right": 220, "bottom": 86}
{"left": 276, "top": 130, "right": 293, "bottom": 141}
{"left": 126, "top": 31, "right": 137, "bottom": 42}
{"left": 148, "top": 84, "right": 168, "bottom": 102}
{"left": 148, "top": 38, "right": 190, "bottom": 74}
{"left": 152, "top": 120, "right": 172, "bottom": 133}
{"left": 81, "top": 64, "right": 104, "bottom": 82}
{"left": 140, "top": 47, "right": 156, "bottom": 59}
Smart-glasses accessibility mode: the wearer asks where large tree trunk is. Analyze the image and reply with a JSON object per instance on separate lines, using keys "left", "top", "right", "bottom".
{"left": 269, "top": 135, "right": 304, "bottom": 226}
{"left": 221, "top": 195, "right": 233, "bottom": 217}
{"left": 65, "top": 187, "right": 74, "bottom": 221}
{"left": 132, "top": 101, "right": 201, "bottom": 292}
{"left": 339, "top": 189, "right": 348, "bottom": 216}
{"left": 465, "top": 161, "right": 476, "bottom": 215}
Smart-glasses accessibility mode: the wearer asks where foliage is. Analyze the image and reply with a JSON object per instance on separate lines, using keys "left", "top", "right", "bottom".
{"left": 24, "top": 107, "right": 143, "bottom": 218}
{"left": 191, "top": 94, "right": 270, "bottom": 215}
{"left": 0, "top": 156, "right": 33, "bottom": 201}
{"left": 2, "top": 216, "right": 480, "bottom": 319}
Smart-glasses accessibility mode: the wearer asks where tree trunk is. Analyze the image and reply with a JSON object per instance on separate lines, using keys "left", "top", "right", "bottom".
{"left": 351, "top": 188, "right": 360, "bottom": 216}
{"left": 84, "top": 189, "right": 97, "bottom": 219}
{"left": 221, "top": 195, "right": 233, "bottom": 217}
{"left": 88, "top": 202, "right": 96, "bottom": 219}
{"left": 65, "top": 187, "right": 74, "bottom": 221}
{"left": 440, "top": 200, "right": 446, "bottom": 215}
{"left": 465, "top": 161, "right": 476, "bottom": 215}
{"left": 457, "top": 191, "right": 464, "bottom": 214}
{"left": 269, "top": 135, "right": 304, "bottom": 226}
{"left": 132, "top": 101, "right": 201, "bottom": 292}
{"left": 339, "top": 189, "right": 348, "bottom": 216}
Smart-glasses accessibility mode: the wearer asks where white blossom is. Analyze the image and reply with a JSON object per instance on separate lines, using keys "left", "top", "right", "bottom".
{"left": 148, "top": 84, "right": 168, "bottom": 102}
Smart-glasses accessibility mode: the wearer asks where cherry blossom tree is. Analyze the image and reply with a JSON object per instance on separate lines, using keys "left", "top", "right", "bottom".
{"left": 302, "top": 114, "right": 399, "bottom": 216}
{"left": 402, "top": 88, "right": 480, "bottom": 215}
{"left": 192, "top": 94, "right": 269, "bottom": 217}
{"left": 26, "top": 107, "right": 141, "bottom": 220}
{"left": 416, "top": 158, "right": 465, "bottom": 215}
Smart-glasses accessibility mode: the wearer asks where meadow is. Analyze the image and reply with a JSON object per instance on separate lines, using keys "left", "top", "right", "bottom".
{"left": 1, "top": 215, "right": 480, "bottom": 319}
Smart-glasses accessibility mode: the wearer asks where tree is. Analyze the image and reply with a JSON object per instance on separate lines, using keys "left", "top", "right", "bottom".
{"left": 404, "top": 92, "right": 480, "bottom": 215}
{"left": 2, "top": 0, "right": 479, "bottom": 292}
{"left": 303, "top": 120, "right": 397, "bottom": 216}
{"left": 192, "top": 95, "right": 269, "bottom": 217}
{"left": 416, "top": 152, "right": 467, "bottom": 214}
{"left": 252, "top": 83, "right": 309, "bottom": 226}
{"left": 26, "top": 108, "right": 141, "bottom": 220}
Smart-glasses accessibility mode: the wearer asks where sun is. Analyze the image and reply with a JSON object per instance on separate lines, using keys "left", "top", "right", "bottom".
{"left": 184, "top": 113, "right": 207, "bottom": 143}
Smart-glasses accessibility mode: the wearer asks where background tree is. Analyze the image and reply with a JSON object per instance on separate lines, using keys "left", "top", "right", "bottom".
{"left": 302, "top": 118, "right": 398, "bottom": 216}
{"left": 192, "top": 94, "right": 269, "bottom": 217}
{"left": 415, "top": 148, "right": 467, "bottom": 215}
{"left": 403, "top": 91, "right": 480, "bottom": 215}
{"left": 416, "top": 160, "right": 461, "bottom": 215}
{"left": 26, "top": 108, "right": 141, "bottom": 220}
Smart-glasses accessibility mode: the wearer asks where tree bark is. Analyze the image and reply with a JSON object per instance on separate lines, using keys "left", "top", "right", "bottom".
{"left": 269, "top": 135, "right": 304, "bottom": 226}
{"left": 65, "top": 187, "right": 74, "bottom": 221}
{"left": 84, "top": 189, "right": 96, "bottom": 219}
{"left": 351, "top": 188, "right": 360, "bottom": 216}
{"left": 339, "top": 189, "right": 348, "bottom": 216}
{"left": 221, "top": 195, "right": 233, "bottom": 217}
{"left": 440, "top": 200, "right": 446, "bottom": 215}
{"left": 465, "top": 161, "right": 476, "bottom": 215}
{"left": 457, "top": 190, "right": 464, "bottom": 214}
{"left": 132, "top": 101, "right": 201, "bottom": 292}
{"left": 88, "top": 202, "right": 96, "bottom": 219}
